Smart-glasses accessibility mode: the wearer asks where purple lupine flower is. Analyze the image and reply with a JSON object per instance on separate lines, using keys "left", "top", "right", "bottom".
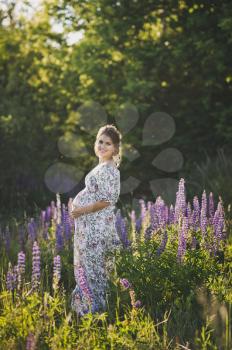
{"left": 192, "top": 196, "right": 200, "bottom": 231}
{"left": 53, "top": 255, "right": 61, "bottom": 288}
{"left": 6, "top": 263, "right": 14, "bottom": 291}
{"left": 187, "top": 202, "right": 193, "bottom": 227}
{"left": 200, "top": 190, "right": 207, "bottom": 237}
{"left": 135, "top": 216, "right": 142, "bottom": 233}
{"left": 213, "top": 201, "right": 225, "bottom": 247}
{"left": 55, "top": 223, "right": 64, "bottom": 252}
{"left": 149, "top": 203, "right": 156, "bottom": 228}
{"left": 120, "top": 278, "right": 131, "bottom": 289}
{"left": 63, "top": 208, "right": 72, "bottom": 241}
{"left": 56, "top": 193, "right": 62, "bottom": 224}
{"left": 174, "top": 178, "right": 186, "bottom": 223}
{"left": 169, "top": 204, "right": 175, "bottom": 225}
{"left": 156, "top": 230, "right": 168, "bottom": 256}
{"left": 134, "top": 300, "right": 142, "bottom": 308}
{"left": 177, "top": 216, "right": 188, "bottom": 263}
{"left": 43, "top": 222, "right": 50, "bottom": 240}
{"left": 26, "top": 332, "right": 36, "bottom": 350}
{"left": 45, "top": 206, "right": 51, "bottom": 222}
{"left": 116, "top": 210, "right": 130, "bottom": 248}
{"left": 155, "top": 197, "right": 166, "bottom": 229}
{"left": 164, "top": 205, "right": 169, "bottom": 226}
{"left": 28, "top": 218, "right": 37, "bottom": 242}
{"left": 17, "top": 251, "right": 26, "bottom": 287}
{"left": 76, "top": 266, "right": 93, "bottom": 303}
{"left": 208, "top": 192, "right": 215, "bottom": 225}
{"left": 31, "top": 240, "right": 40, "bottom": 289}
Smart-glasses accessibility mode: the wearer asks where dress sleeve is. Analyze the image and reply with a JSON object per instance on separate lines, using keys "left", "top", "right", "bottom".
{"left": 95, "top": 165, "right": 120, "bottom": 206}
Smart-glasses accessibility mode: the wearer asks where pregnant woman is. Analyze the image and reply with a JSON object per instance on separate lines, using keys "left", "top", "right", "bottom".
{"left": 70, "top": 124, "right": 123, "bottom": 317}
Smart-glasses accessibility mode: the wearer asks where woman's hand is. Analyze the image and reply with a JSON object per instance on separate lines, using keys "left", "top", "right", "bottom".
{"left": 70, "top": 206, "right": 84, "bottom": 219}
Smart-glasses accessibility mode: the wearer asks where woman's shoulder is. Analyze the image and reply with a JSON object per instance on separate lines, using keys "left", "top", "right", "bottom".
{"left": 99, "top": 162, "right": 120, "bottom": 174}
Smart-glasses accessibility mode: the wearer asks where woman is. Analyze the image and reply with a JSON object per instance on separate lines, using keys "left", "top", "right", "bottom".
{"left": 70, "top": 124, "right": 123, "bottom": 316}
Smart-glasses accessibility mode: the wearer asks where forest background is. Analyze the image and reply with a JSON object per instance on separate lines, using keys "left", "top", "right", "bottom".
{"left": 0, "top": 0, "right": 232, "bottom": 222}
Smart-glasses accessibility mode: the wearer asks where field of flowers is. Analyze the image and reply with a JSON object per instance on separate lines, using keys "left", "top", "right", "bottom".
{"left": 0, "top": 178, "right": 231, "bottom": 349}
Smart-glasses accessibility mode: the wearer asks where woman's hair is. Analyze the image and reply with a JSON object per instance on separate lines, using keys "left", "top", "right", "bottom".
{"left": 94, "top": 124, "right": 122, "bottom": 168}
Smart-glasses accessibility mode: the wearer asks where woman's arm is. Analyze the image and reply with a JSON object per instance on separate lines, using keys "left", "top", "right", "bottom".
{"left": 71, "top": 201, "right": 110, "bottom": 218}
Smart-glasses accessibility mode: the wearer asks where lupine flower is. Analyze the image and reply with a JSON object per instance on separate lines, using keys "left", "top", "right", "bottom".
{"left": 174, "top": 178, "right": 186, "bottom": 223}
{"left": 156, "top": 230, "right": 168, "bottom": 256}
{"left": 149, "top": 203, "right": 156, "bottom": 228}
{"left": 31, "top": 241, "right": 40, "bottom": 289}
{"left": 200, "top": 190, "right": 207, "bottom": 237}
{"left": 129, "top": 289, "right": 136, "bottom": 307}
{"left": 134, "top": 300, "right": 142, "bottom": 308}
{"left": 56, "top": 193, "right": 62, "bottom": 224}
{"left": 208, "top": 192, "right": 215, "bottom": 225}
{"left": 76, "top": 266, "right": 93, "bottom": 304}
{"left": 192, "top": 196, "right": 200, "bottom": 231}
{"left": 169, "top": 204, "right": 174, "bottom": 225}
{"left": 45, "top": 206, "right": 51, "bottom": 222}
{"left": 6, "top": 263, "right": 14, "bottom": 291}
{"left": 129, "top": 289, "right": 142, "bottom": 309}
{"left": 120, "top": 278, "right": 131, "bottom": 289}
{"left": 213, "top": 201, "right": 225, "bottom": 248}
{"left": 17, "top": 251, "right": 25, "bottom": 287}
{"left": 53, "top": 255, "right": 61, "bottom": 289}
{"left": 187, "top": 202, "right": 193, "bottom": 227}
{"left": 135, "top": 216, "right": 142, "bottom": 233}
{"left": 116, "top": 210, "right": 130, "bottom": 247}
{"left": 55, "top": 223, "right": 64, "bottom": 252}
{"left": 28, "top": 218, "right": 37, "bottom": 242}
{"left": 63, "top": 208, "right": 72, "bottom": 241}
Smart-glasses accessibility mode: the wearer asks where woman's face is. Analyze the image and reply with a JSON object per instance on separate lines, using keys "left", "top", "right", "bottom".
{"left": 95, "top": 134, "right": 116, "bottom": 161}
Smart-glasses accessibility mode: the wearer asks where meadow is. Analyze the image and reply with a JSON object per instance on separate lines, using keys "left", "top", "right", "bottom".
{"left": 0, "top": 178, "right": 231, "bottom": 349}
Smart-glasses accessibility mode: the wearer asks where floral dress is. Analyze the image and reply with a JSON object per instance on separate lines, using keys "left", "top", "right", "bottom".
{"left": 71, "top": 162, "right": 122, "bottom": 316}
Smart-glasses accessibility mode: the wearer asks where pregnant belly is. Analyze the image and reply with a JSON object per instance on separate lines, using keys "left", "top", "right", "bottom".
{"left": 73, "top": 188, "right": 94, "bottom": 207}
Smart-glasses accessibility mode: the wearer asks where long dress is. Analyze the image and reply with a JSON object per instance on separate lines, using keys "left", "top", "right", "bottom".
{"left": 71, "top": 162, "right": 122, "bottom": 316}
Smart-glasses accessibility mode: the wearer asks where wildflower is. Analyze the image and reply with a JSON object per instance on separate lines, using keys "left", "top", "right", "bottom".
{"left": 6, "top": 262, "right": 14, "bottom": 291}
{"left": 55, "top": 223, "right": 64, "bottom": 251}
{"left": 32, "top": 240, "right": 40, "bottom": 290}
{"left": 174, "top": 178, "right": 186, "bottom": 223}
{"left": 76, "top": 266, "right": 93, "bottom": 304}
{"left": 208, "top": 192, "right": 215, "bottom": 224}
{"left": 120, "top": 278, "right": 131, "bottom": 289}
{"left": 156, "top": 230, "right": 168, "bottom": 256}
{"left": 16, "top": 250, "right": 25, "bottom": 288}
{"left": 53, "top": 255, "right": 61, "bottom": 289}
{"left": 200, "top": 190, "right": 207, "bottom": 237}
{"left": 28, "top": 218, "right": 37, "bottom": 242}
